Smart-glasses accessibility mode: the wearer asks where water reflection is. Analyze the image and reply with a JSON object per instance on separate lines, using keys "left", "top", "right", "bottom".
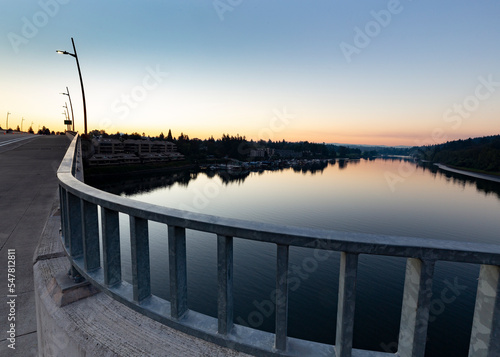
{"left": 87, "top": 159, "right": 331, "bottom": 195}
{"left": 87, "top": 158, "right": 500, "bottom": 201}
{"left": 337, "top": 158, "right": 360, "bottom": 169}
{"left": 417, "top": 161, "right": 500, "bottom": 199}
{"left": 86, "top": 158, "right": 500, "bottom": 357}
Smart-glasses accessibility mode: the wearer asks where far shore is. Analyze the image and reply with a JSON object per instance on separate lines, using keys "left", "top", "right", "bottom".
{"left": 434, "top": 164, "right": 500, "bottom": 183}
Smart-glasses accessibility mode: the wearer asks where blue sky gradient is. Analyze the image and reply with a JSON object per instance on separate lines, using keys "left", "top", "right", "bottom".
{"left": 1, "top": 0, "right": 499, "bottom": 145}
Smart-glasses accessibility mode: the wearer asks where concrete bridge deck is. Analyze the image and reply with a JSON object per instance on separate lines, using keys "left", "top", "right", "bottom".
{"left": 0, "top": 134, "right": 70, "bottom": 356}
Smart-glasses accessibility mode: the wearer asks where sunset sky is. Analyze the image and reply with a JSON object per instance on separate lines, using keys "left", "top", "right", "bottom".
{"left": 1, "top": 1, "right": 499, "bottom": 146}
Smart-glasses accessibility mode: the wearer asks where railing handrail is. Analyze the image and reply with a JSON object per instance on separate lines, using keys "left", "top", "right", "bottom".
{"left": 57, "top": 134, "right": 500, "bottom": 357}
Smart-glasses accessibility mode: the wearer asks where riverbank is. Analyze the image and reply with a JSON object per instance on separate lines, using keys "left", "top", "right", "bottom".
{"left": 434, "top": 163, "right": 500, "bottom": 183}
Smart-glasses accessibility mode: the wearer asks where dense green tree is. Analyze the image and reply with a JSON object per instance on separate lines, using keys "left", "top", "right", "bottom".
{"left": 421, "top": 135, "right": 500, "bottom": 173}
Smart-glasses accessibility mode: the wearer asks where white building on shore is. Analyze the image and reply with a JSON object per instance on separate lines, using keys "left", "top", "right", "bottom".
{"left": 89, "top": 138, "right": 183, "bottom": 166}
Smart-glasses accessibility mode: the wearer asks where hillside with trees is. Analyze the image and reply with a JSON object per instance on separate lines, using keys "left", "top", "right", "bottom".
{"left": 419, "top": 135, "right": 500, "bottom": 173}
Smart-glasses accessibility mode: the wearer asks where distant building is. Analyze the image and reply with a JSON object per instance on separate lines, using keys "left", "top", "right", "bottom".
{"left": 249, "top": 148, "right": 275, "bottom": 158}
{"left": 88, "top": 153, "right": 140, "bottom": 166}
{"left": 93, "top": 138, "right": 124, "bottom": 155}
{"left": 274, "top": 149, "right": 302, "bottom": 158}
{"left": 89, "top": 138, "right": 183, "bottom": 166}
{"left": 249, "top": 147, "right": 301, "bottom": 158}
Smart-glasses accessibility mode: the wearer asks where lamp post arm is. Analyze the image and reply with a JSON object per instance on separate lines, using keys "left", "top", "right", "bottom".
{"left": 71, "top": 37, "right": 87, "bottom": 135}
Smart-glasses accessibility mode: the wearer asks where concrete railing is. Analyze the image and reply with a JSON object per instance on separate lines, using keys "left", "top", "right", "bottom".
{"left": 57, "top": 134, "right": 500, "bottom": 357}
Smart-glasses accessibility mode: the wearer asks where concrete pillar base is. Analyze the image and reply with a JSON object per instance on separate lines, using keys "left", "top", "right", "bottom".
{"left": 50, "top": 272, "right": 99, "bottom": 308}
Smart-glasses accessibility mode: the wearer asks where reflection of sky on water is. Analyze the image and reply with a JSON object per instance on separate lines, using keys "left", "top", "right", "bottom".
{"left": 105, "top": 158, "right": 500, "bottom": 244}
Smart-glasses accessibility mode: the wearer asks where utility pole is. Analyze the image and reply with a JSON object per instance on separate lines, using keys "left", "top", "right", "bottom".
{"left": 21, "top": 117, "right": 25, "bottom": 132}
{"left": 6, "top": 112, "right": 10, "bottom": 129}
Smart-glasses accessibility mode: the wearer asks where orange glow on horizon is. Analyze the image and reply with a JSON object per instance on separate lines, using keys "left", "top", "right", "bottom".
{"left": 9, "top": 112, "right": 498, "bottom": 148}
{"left": 57, "top": 124, "right": 497, "bottom": 148}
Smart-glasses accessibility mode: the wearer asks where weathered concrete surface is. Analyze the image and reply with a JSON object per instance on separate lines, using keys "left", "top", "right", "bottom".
{"left": 34, "top": 204, "right": 251, "bottom": 357}
{"left": 0, "top": 135, "right": 70, "bottom": 356}
{"left": 468, "top": 265, "right": 500, "bottom": 357}
{"left": 397, "top": 259, "right": 435, "bottom": 357}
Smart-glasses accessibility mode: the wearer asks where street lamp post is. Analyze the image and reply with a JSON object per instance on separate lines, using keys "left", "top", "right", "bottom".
{"left": 57, "top": 38, "right": 87, "bottom": 135}
{"left": 60, "top": 87, "right": 75, "bottom": 131}
{"left": 62, "top": 112, "right": 69, "bottom": 129}
{"left": 6, "top": 112, "right": 10, "bottom": 130}
{"left": 63, "top": 103, "right": 71, "bottom": 130}
{"left": 63, "top": 103, "right": 70, "bottom": 122}
{"left": 21, "top": 117, "right": 25, "bottom": 132}
{"left": 62, "top": 112, "right": 68, "bottom": 131}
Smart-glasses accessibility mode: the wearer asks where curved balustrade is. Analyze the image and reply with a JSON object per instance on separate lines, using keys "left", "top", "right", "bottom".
{"left": 57, "top": 135, "right": 500, "bottom": 357}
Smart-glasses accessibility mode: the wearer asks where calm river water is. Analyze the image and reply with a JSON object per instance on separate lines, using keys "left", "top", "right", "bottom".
{"left": 89, "top": 158, "right": 500, "bottom": 356}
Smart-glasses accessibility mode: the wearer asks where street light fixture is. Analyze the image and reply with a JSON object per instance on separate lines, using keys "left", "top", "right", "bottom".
{"left": 56, "top": 38, "right": 87, "bottom": 135}
{"left": 60, "top": 87, "right": 75, "bottom": 131}
{"left": 63, "top": 103, "right": 70, "bottom": 126}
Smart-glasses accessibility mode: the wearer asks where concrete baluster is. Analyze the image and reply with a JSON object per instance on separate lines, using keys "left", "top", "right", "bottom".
{"left": 101, "top": 207, "right": 121, "bottom": 286}
{"left": 335, "top": 252, "right": 358, "bottom": 357}
{"left": 130, "top": 216, "right": 151, "bottom": 302}
{"left": 168, "top": 225, "right": 188, "bottom": 319}
{"left": 59, "top": 186, "right": 69, "bottom": 247}
{"left": 397, "top": 258, "right": 435, "bottom": 357}
{"left": 217, "top": 235, "right": 233, "bottom": 335}
{"left": 468, "top": 264, "right": 500, "bottom": 357}
{"left": 66, "top": 192, "right": 83, "bottom": 257}
{"left": 81, "top": 200, "right": 100, "bottom": 271}
{"left": 275, "top": 244, "right": 289, "bottom": 351}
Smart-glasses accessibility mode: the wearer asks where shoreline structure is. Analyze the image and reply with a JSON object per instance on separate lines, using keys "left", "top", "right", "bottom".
{"left": 434, "top": 163, "right": 500, "bottom": 183}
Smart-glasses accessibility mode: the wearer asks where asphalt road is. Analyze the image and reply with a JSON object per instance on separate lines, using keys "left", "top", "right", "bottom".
{"left": 0, "top": 133, "right": 39, "bottom": 154}
{"left": 0, "top": 134, "right": 69, "bottom": 356}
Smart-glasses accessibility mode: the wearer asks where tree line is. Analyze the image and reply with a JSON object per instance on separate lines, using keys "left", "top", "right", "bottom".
{"left": 0, "top": 124, "right": 58, "bottom": 135}
{"left": 89, "top": 130, "right": 383, "bottom": 161}
{"left": 418, "top": 135, "right": 500, "bottom": 173}
{"left": 84, "top": 129, "right": 500, "bottom": 172}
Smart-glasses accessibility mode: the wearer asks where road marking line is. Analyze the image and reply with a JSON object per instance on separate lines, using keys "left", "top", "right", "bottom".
{"left": 0, "top": 136, "right": 35, "bottom": 147}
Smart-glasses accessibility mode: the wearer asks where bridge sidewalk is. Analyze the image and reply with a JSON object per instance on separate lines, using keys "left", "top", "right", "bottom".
{"left": 0, "top": 135, "right": 70, "bottom": 356}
